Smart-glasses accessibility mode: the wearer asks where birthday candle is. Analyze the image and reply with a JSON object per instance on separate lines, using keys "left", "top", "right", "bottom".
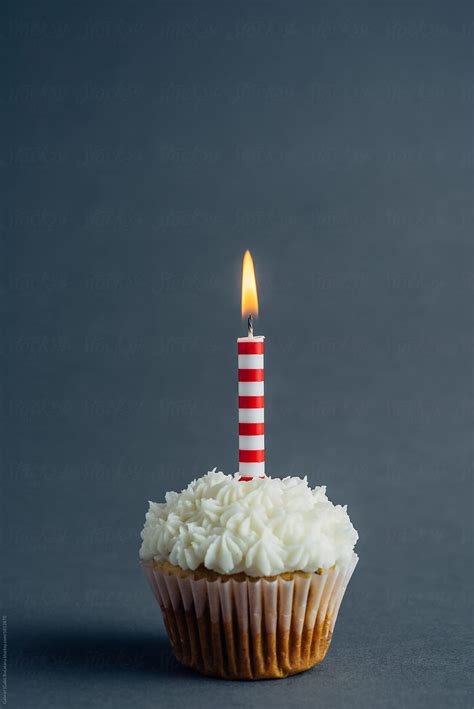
{"left": 239, "top": 251, "right": 265, "bottom": 479}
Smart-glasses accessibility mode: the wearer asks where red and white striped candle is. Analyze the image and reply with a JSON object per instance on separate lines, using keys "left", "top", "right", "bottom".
{"left": 238, "top": 336, "right": 265, "bottom": 479}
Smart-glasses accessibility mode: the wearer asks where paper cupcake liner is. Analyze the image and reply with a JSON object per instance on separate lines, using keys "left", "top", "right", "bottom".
{"left": 142, "top": 553, "right": 358, "bottom": 680}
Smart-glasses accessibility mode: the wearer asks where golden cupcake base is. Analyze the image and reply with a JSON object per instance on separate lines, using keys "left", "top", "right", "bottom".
{"left": 142, "top": 555, "right": 357, "bottom": 680}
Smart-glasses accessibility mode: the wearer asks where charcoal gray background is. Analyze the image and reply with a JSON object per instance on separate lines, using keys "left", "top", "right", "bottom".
{"left": 2, "top": 0, "right": 473, "bottom": 707}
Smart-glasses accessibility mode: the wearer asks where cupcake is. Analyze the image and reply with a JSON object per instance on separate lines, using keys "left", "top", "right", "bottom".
{"left": 140, "top": 471, "right": 358, "bottom": 680}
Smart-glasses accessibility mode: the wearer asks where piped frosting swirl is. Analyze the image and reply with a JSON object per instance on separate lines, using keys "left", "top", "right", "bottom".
{"left": 140, "top": 470, "right": 358, "bottom": 577}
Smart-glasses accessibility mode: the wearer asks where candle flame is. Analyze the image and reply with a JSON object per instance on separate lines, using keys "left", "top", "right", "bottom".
{"left": 241, "top": 250, "right": 259, "bottom": 319}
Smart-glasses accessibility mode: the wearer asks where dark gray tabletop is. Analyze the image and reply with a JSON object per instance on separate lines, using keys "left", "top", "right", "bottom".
{"left": 3, "top": 0, "right": 472, "bottom": 707}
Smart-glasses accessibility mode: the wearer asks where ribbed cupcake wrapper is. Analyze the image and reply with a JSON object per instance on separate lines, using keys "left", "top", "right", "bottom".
{"left": 142, "top": 553, "right": 358, "bottom": 680}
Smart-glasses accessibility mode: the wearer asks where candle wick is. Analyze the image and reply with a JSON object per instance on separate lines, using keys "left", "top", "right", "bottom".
{"left": 247, "top": 314, "right": 254, "bottom": 338}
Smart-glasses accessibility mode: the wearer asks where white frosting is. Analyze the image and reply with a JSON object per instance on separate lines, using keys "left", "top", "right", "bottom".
{"left": 140, "top": 470, "right": 358, "bottom": 577}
